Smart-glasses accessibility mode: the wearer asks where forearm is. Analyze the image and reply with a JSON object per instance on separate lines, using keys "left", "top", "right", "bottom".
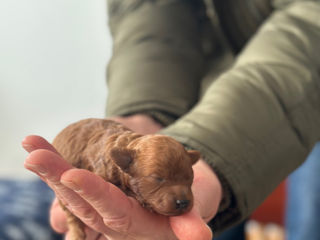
{"left": 106, "top": 0, "right": 208, "bottom": 125}
{"left": 161, "top": 1, "right": 320, "bottom": 234}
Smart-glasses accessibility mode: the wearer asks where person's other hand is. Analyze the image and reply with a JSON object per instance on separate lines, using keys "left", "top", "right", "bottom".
{"left": 22, "top": 115, "right": 222, "bottom": 239}
{"left": 109, "top": 114, "right": 163, "bottom": 135}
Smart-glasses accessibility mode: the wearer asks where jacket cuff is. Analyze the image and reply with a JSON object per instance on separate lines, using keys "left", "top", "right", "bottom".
{"left": 105, "top": 101, "right": 186, "bottom": 126}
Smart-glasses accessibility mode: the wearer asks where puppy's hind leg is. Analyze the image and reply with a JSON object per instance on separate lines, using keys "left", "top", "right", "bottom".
{"left": 66, "top": 212, "right": 86, "bottom": 240}
{"left": 62, "top": 204, "right": 86, "bottom": 240}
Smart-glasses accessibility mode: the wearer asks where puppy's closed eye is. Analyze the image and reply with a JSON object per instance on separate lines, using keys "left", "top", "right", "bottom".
{"left": 153, "top": 176, "right": 165, "bottom": 183}
{"left": 145, "top": 175, "right": 165, "bottom": 183}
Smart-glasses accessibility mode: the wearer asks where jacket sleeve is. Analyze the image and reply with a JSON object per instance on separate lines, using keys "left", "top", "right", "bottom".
{"left": 105, "top": 0, "right": 208, "bottom": 125}
{"left": 161, "top": 1, "right": 320, "bottom": 234}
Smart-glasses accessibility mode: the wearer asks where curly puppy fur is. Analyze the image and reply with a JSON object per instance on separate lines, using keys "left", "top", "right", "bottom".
{"left": 53, "top": 118, "right": 200, "bottom": 239}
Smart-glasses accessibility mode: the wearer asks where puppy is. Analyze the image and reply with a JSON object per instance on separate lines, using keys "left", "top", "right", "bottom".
{"left": 53, "top": 118, "right": 200, "bottom": 239}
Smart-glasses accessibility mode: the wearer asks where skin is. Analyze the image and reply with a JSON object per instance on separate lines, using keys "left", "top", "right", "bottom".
{"left": 22, "top": 114, "right": 222, "bottom": 240}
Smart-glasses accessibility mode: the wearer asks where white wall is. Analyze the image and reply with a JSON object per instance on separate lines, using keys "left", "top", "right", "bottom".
{"left": 0, "top": 0, "right": 112, "bottom": 178}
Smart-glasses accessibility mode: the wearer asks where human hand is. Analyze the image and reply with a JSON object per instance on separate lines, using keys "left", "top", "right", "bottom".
{"left": 109, "top": 114, "right": 163, "bottom": 135}
{"left": 22, "top": 115, "right": 222, "bottom": 239}
{"left": 23, "top": 135, "right": 221, "bottom": 240}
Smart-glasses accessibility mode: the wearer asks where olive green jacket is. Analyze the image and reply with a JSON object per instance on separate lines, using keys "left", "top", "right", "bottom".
{"left": 105, "top": 0, "right": 320, "bottom": 235}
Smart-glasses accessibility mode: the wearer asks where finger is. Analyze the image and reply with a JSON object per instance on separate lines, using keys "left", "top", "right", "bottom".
{"left": 24, "top": 150, "right": 109, "bottom": 234}
{"left": 22, "top": 135, "right": 59, "bottom": 154}
{"left": 50, "top": 198, "right": 68, "bottom": 233}
{"left": 61, "top": 169, "right": 129, "bottom": 236}
{"left": 65, "top": 228, "right": 103, "bottom": 240}
{"left": 170, "top": 209, "right": 213, "bottom": 240}
{"left": 65, "top": 229, "right": 106, "bottom": 240}
{"left": 24, "top": 149, "right": 89, "bottom": 205}
{"left": 84, "top": 229, "right": 104, "bottom": 240}
{"left": 24, "top": 149, "right": 71, "bottom": 184}
{"left": 61, "top": 169, "right": 177, "bottom": 239}
{"left": 61, "top": 169, "right": 132, "bottom": 220}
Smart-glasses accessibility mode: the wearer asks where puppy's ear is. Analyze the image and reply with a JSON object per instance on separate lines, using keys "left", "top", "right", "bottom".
{"left": 187, "top": 150, "right": 201, "bottom": 165}
{"left": 110, "top": 148, "right": 136, "bottom": 172}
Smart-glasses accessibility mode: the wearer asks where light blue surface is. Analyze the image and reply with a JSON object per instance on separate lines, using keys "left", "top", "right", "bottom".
{"left": 286, "top": 142, "right": 320, "bottom": 240}
{"left": 0, "top": 179, "right": 62, "bottom": 240}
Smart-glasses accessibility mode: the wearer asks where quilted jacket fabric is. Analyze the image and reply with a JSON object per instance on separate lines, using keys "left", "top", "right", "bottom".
{"left": 105, "top": 0, "right": 320, "bottom": 234}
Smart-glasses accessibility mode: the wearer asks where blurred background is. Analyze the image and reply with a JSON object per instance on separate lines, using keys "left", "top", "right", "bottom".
{"left": 0, "top": 0, "right": 111, "bottom": 178}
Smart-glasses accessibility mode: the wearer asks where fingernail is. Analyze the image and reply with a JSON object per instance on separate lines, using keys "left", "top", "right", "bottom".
{"left": 22, "top": 143, "right": 35, "bottom": 152}
{"left": 24, "top": 163, "right": 47, "bottom": 176}
{"left": 61, "top": 179, "right": 82, "bottom": 192}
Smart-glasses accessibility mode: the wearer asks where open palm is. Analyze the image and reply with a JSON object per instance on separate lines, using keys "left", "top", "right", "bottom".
{"left": 22, "top": 116, "right": 222, "bottom": 239}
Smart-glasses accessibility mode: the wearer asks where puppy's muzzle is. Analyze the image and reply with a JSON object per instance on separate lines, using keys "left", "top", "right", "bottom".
{"left": 175, "top": 199, "right": 190, "bottom": 210}
{"left": 152, "top": 185, "right": 193, "bottom": 216}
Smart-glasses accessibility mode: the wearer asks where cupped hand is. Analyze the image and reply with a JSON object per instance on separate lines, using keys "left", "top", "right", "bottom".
{"left": 22, "top": 115, "right": 222, "bottom": 240}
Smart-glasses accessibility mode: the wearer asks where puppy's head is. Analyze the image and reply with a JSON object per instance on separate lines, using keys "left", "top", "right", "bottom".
{"left": 110, "top": 135, "right": 200, "bottom": 216}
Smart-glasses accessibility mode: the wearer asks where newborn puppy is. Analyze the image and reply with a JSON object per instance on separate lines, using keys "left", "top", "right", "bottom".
{"left": 52, "top": 118, "right": 200, "bottom": 239}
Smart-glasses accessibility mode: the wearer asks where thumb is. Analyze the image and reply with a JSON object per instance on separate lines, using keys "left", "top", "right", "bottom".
{"left": 170, "top": 209, "right": 213, "bottom": 240}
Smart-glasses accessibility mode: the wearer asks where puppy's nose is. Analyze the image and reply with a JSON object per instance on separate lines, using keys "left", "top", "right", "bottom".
{"left": 175, "top": 199, "right": 190, "bottom": 210}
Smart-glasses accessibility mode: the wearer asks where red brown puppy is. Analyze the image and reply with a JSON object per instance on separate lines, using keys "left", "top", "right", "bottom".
{"left": 52, "top": 118, "right": 200, "bottom": 240}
